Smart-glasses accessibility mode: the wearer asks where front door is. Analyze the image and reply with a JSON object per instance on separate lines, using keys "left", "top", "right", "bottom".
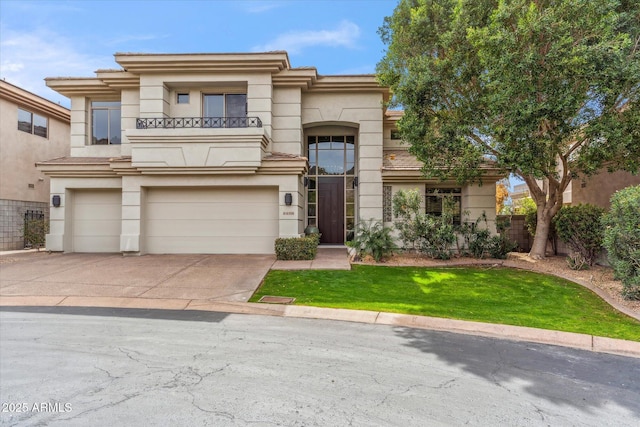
{"left": 306, "top": 135, "right": 356, "bottom": 244}
{"left": 318, "top": 177, "right": 344, "bottom": 244}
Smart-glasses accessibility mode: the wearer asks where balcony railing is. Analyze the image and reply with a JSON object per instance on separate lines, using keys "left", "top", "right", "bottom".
{"left": 136, "top": 117, "right": 262, "bottom": 129}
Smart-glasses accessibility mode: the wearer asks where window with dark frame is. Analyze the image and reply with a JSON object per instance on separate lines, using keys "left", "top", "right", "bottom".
{"left": 426, "top": 188, "right": 462, "bottom": 226}
{"left": 203, "top": 93, "right": 247, "bottom": 127}
{"left": 17, "top": 108, "right": 48, "bottom": 138}
{"left": 177, "top": 93, "right": 190, "bottom": 104}
{"left": 306, "top": 135, "right": 356, "bottom": 241}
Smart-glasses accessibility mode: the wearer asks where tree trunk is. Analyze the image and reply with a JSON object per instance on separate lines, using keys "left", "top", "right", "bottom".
{"left": 522, "top": 173, "right": 568, "bottom": 260}
{"left": 529, "top": 211, "right": 552, "bottom": 260}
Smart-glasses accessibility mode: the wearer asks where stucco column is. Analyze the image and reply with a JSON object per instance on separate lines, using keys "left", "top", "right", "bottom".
{"left": 119, "top": 89, "right": 140, "bottom": 156}
{"left": 139, "top": 76, "right": 169, "bottom": 118}
{"left": 357, "top": 120, "right": 384, "bottom": 222}
{"left": 45, "top": 179, "right": 66, "bottom": 252}
{"left": 247, "top": 74, "right": 273, "bottom": 142}
{"left": 279, "top": 176, "right": 305, "bottom": 238}
{"left": 463, "top": 183, "right": 497, "bottom": 234}
{"left": 120, "top": 176, "right": 142, "bottom": 254}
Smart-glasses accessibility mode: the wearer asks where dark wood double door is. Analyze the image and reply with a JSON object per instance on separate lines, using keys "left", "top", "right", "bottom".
{"left": 318, "top": 177, "right": 344, "bottom": 244}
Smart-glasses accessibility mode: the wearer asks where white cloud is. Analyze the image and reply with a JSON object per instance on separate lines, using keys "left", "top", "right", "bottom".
{"left": 0, "top": 27, "right": 112, "bottom": 106}
{"left": 252, "top": 20, "right": 361, "bottom": 54}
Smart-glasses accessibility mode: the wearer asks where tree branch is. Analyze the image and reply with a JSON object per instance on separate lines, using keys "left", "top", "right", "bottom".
{"left": 468, "top": 132, "right": 500, "bottom": 158}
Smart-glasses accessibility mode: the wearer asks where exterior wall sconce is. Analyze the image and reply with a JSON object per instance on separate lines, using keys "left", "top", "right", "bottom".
{"left": 353, "top": 177, "right": 359, "bottom": 188}
{"left": 284, "top": 193, "right": 293, "bottom": 206}
{"left": 52, "top": 195, "right": 61, "bottom": 207}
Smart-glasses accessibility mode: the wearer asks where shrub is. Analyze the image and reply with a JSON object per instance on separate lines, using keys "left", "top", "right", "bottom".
{"left": 487, "top": 234, "right": 518, "bottom": 259}
{"left": 458, "top": 213, "right": 492, "bottom": 258}
{"left": 419, "top": 215, "right": 457, "bottom": 260}
{"left": 353, "top": 219, "right": 397, "bottom": 262}
{"left": 602, "top": 185, "right": 640, "bottom": 300}
{"left": 519, "top": 197, "right": 539, "bottom": 237}
{"left": 392, "top": 189, "right": 426, "bottom": 251}
{"left": 23, "top": 218, "right": 48, "bottom": 250}
{"left": 554, "top": 204, "right": 605, "bottom": 268}
{"left": 275, "top": 234, "right": 319, "bottom": 260}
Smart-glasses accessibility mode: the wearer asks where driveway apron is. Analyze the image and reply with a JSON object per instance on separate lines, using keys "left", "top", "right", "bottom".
{"left": 0, "top": 253, "right": 275, "bottom": 303}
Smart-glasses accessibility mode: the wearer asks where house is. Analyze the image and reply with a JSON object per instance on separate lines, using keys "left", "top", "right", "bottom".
{"left": 0, "top": 80, "right": 70, "bottom": 250}
{"left": 571, "top": 168, "right": 640, "bottom": 209}
{"left": 38, "top": 52, "right": 500, "bottom": 255}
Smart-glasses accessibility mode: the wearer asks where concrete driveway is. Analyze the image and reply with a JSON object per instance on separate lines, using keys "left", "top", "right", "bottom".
{"left": 0, "top": 252, "right": 275, "bottom": 306}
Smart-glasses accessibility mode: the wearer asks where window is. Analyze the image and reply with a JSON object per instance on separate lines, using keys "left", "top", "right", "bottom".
{"left": 390, "top": 130, "right": 401, "bottom": 140}
{"left": 306, "top": 135, "right": 356, "bottom": 241}
{"left": 203, "top": 93, "right": 247, "bottom": 127}
{"left": 426, "top": 188, "right": 462, "bottom": 226}
{"left": 177, "top": 93, "right": 190, "bottom": 104}
{"left": 91, "top": 101, "right": 121, "bottom": 145}
{"left": 18, "top": 108, "right": 48, "bottom": 138}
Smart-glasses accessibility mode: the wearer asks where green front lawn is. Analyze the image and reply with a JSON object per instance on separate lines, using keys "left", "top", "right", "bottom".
{"left": 251, "top": 265, "right": 640, "bottom": 341}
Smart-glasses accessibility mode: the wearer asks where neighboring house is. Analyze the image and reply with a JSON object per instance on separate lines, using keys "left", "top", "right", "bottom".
{"left": 38, "top": 51, "right": 500, "bottom": 255}
{"left": 571, "top": 168, "right": 640, "bottom": 209}
{"left": 510, "top": 169, "right": 639, "bottom": 212}
{"left": 0, "top": 80, "right": 70, "bottom": 250}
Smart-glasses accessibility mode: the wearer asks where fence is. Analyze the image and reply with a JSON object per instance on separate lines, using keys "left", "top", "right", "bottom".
{"left": 497, "top": 214, "right": 570, "bottom": 255}
{"left": 497, "top": 215, "right": 531, "bottom": 253}
{"left": 23, "top": 210, "right": 45, "bottom": 248}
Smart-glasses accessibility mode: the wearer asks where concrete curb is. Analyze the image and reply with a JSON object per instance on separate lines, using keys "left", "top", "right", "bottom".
{"left": 2, "top": 295, "right": 639, "bottom": 359}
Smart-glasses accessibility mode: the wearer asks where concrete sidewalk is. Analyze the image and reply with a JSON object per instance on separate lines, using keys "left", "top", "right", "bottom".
{"left": 1, "top": 248, "right": 639, "bottom": 358}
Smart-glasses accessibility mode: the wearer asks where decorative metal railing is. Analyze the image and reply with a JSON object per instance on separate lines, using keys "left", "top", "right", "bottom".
{"left": 136, "top": 117, "right": 262, "bottom": 129}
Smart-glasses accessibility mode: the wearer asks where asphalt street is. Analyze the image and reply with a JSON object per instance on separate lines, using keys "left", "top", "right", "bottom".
{"left": 1, "top": 307, "right": 639, "bottom": 426}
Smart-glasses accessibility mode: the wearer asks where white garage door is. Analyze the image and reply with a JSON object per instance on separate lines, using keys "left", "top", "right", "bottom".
{"left": 72, "top": 190, "right": 122, "bottom": 252}
{"left": 145, "top": 187, "right": 278, "bottom": 254}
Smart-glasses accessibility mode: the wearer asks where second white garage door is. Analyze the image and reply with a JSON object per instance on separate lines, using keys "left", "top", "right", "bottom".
{"left": 144, "top": 187, "right": 279, "bottom": 254}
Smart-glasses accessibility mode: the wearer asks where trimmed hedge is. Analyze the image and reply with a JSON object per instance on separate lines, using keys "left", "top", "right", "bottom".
{"left": 275, "top": 234, "right": 320, "bottom": 260}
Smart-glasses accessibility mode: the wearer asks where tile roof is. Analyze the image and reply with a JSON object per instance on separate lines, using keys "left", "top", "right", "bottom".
{"left": 264, "top": 152, "right": 307, "bottom": 161}
{"left": 382, "top": 150, "right": 422, "bottom": 170}
{"left": 37, "top": 156, "right": 130, "bottom": 164}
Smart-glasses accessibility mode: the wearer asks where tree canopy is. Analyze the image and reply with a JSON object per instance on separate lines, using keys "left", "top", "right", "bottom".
{"left": 377, "top": 0, "right": 640, "bottom": 258}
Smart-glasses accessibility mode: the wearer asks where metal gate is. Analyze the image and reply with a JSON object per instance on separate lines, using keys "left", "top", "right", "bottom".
{"left": 23, "top": 210, "right": 45, "bottom": 248}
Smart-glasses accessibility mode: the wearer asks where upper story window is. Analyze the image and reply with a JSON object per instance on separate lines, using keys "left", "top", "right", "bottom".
{"left": 203, "top": 93, "right": 247, "bottom": 127}
{"left": 18, "top": 108, "right": 48, "bottom": 138}
{"left": 177, "top": 93, "right": 190, "bottom": 104}
{"left": 91, "top": 101, "right": 121, "bottom": 145}
{"left": 426, "top": 188, "right": 462, "bottom": 226}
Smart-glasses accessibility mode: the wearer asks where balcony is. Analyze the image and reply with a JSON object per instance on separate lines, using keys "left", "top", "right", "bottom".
{"left": 136, "top": 116, "right": 262, "bottom": 129}
{"left": 126, "top": 116, "right": 268, "bottom": 172}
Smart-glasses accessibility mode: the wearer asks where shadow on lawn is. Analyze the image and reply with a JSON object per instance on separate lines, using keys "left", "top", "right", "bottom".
{"left": 394, "top": 326, "right": 640, "bottom": 417}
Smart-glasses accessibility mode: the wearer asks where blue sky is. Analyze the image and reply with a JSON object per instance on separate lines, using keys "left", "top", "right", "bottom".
{"left": 0, "top": 0, "right": 397, "bottom": 107}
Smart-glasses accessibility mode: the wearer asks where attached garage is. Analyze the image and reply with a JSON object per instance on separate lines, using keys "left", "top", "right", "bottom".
{"left": 144, "top": 187, "right": 279, "bottom": 254}
{"left": 72, "top": 190, "right": 122, "bottom": 252}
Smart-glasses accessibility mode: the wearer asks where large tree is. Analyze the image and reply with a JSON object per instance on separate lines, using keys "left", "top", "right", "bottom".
{"left": 377, "top": 0, "right": 640, "bottom": 259}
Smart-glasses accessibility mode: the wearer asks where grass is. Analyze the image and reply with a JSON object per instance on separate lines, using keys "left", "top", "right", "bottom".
{"left": 251, "top": 265, "right": 640, "bottom": 341}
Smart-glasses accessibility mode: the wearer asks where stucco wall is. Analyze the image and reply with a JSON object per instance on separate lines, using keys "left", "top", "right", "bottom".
{"left": 0, "top": 85, "right": 69, "bottom": 250}
{"left": 572, "top": 169, "right": 640, "bottom": 209}
{"left": 0, "top": 97, "right": 69, "bottom": 202}
{"left": 272, "top": 87, "right": 303, "bottom": 155}
{"left": 302, "top": 92, "right": 385, "bottom": 222}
